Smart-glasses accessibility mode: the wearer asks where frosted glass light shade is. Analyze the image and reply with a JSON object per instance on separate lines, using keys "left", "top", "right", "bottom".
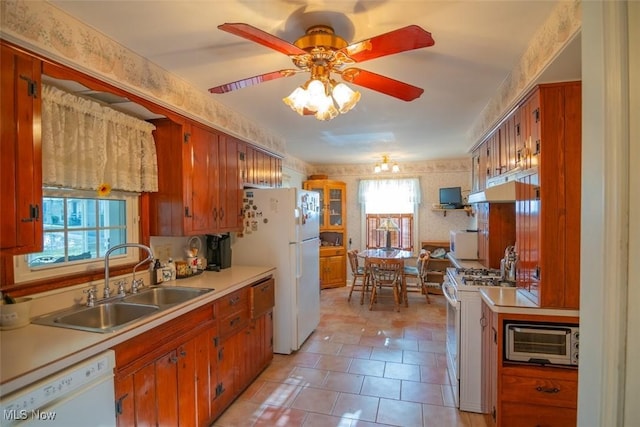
{"left": 283, "top": 87, "right": 308, "bottom": 115}
{"left": 332, "top": 83, "right": 361, "bottom": 113}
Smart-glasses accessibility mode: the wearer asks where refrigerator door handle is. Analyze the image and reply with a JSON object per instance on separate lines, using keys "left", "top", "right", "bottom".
{"left": 296, "top": 242, "right": 303, "bottom": 280}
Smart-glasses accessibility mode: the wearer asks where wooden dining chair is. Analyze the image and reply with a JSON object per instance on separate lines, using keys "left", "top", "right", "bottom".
{"left": 366, "top": 257, "right": 404, "bottom": 312}
{"left": 403, "top": 250, "right": 432, "bottom": 304}
{"left": 347, "top": 250, "right": 369, "bottom": 304}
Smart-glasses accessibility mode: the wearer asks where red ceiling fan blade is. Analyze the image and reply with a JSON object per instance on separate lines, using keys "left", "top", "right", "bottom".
{"left": 209, "top": 69, "right": 298, "bottom": 94}
{"left": 218, "top": 23, "right": 308, "bottom": 56}
{"left": 340, "top": 25, "right": 434, "bottom": 63}
{"left": 341, "top": 68, "right": 424, "bottom": 101}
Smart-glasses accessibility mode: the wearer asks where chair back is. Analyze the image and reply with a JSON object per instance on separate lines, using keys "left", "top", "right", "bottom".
{"left": 366, "top": 258, "right": 404, "bottom": 286}
{"left": 347, "top": 250, "right": 360, "bottom": 275}
{"left": 418, "top": 250, "right": 431, "bottom": 279}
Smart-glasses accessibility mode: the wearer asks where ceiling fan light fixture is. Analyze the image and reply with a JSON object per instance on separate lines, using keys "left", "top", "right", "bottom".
{"left": 374, "top": 164, "right": 381, "bottom": 174}
{"left": 332, "top": 82, "right": 361, "bottom": 113}
{"left": 392, "top": 162, "right": 400, "bottom": 173}
{"left": 283, "top": 87, "right": 309, "bottom": 115}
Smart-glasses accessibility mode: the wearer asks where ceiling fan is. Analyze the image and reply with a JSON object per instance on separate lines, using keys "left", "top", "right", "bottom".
{"left": 208, "top": 23, "right": 435, "bottom": 120}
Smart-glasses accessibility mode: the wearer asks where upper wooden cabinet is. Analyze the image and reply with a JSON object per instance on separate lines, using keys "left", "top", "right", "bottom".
{"left": 149, "top": 119, "right": 243, "bottom": 236}
{"left": 238, "top": 143, "right": 282, "bottom": 189}
{"left": 0, "top": 43, "right": 43, "bottom": 255}
{"left": 515, "top": 82, "right": 581, "bottom": 309}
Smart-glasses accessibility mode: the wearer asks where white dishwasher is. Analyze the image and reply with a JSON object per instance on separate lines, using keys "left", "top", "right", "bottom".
{"left": 1, "top": 350, "right": 116, "bottom": 426}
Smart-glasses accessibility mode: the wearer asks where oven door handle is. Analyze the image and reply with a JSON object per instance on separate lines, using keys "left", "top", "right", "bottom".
{"left": 442, "top": 281, "right": 458, "bottom": 307}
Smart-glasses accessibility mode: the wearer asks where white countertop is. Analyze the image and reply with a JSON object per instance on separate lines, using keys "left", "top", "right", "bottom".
{"left": 0, "top": 265, "right": 275, "bottom": 396}
{"left": 480, "top": 287, "right": 580, "bottom": 318}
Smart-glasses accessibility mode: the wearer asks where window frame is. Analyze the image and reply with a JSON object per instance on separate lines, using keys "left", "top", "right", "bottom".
{"left": 12, "top": 189, "right": 141, "bottom": 284}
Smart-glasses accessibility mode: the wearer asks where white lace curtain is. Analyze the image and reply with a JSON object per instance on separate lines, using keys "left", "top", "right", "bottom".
{"left": 41, "top": 84, "right": 158, "bottom": 192}
{"left": 358, "top": 178, "right": 422, "bottom": 206}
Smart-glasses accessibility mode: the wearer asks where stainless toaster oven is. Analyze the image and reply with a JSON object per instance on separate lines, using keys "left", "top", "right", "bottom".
{"left": 505, "top": 322, "right": 579, "bottom": 366}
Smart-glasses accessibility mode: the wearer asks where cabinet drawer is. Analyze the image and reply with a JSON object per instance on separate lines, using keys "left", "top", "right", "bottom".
{"left": 320, "top": 247, "right": 345, "bottom": 257}
{"left": 250, "top": 277, "right": 274, "bottom": 319}
{"left": 501, "top": 402, "right": 576, "bottom": 427}
{"left": 217, "top": 287, "right": 249, "bottom": 318}
{"left": 501, "top": 374, "right": 577, "bottom": 408}
{"left": 219, "top": 311, "right": 250, "bottom": 338}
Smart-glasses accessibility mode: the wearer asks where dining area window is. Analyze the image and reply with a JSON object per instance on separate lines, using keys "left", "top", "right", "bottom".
{"left": 359, "top": 178, "right": 421, "bottom": 250}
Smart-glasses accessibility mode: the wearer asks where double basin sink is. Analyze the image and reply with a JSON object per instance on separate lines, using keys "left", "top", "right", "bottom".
{"left": 33, "top": 286, "right": 214, "bottom": 333}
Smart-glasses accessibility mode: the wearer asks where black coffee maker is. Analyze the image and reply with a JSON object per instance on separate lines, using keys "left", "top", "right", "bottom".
{"left": 206, "top": 234, "right": 231, "bottom": 270}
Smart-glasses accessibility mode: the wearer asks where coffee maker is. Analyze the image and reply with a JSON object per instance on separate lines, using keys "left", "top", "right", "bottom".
{"left": 206, "top": 234, "right": 231, "bottom": 270}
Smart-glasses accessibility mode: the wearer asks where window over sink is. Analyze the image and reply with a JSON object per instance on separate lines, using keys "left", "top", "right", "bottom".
{"left": 13, "top": 189, "right": 139, "bottom": 283}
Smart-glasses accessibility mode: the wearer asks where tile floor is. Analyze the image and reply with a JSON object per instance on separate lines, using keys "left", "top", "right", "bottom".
{"left": 213, "top": 285, "right": 491, "bottom": 427}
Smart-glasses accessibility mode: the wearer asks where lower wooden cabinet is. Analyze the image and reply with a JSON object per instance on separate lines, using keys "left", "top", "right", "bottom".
{"left": 113, "top": 276, "right": 275, "bottom": 426}
{"left": 500, "top": 402, "right": 577, "bottom": 427}
{"left": 320, "top": 251, "right": 346, "bottom": 289}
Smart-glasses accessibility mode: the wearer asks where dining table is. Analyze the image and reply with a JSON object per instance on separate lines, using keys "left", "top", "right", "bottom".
{"left": 357, "top": 249, "right": 415, "bottom": 308}
{"left": 357, "top": 248, "right": 414, "bottom": 259}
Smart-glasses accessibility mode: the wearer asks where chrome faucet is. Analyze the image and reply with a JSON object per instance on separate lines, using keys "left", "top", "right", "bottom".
{"left": 104, "top": 243, "right": 154, "bottom": 299}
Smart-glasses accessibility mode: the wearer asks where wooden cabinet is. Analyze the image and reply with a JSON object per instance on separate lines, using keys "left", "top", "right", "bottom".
{"left": 114, "top": 304, "right": 214, "bottom": 426}
{"left": 515, "top": 82, "right": 581, "bottom": 308}
{"left": 0, "top": 42, "right": 43, "bottom": 255}
{"left": 481, "top": 303, "right": 579, "bottom": 427}
{"left": 319, "top": 247, "right": 347, "bottom": 289}
{"left": 149, "top": 119, "right": 242, "bottom": 236}
{"left": 238, "top": 142, "right": 282, "bottom": 188}
{"left": 303, "top": 179, "right": 347, "bottom": 289}
{"left": 476, "top": 203, "right": 516, "bottom": 269}
{"left": 114, "top": 276, "right": 275, "bottom": 426}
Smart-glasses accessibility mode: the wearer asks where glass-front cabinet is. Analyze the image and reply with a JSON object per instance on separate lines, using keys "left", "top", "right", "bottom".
{"left": 303, "top": 178, "right": 347, "bottom": 289}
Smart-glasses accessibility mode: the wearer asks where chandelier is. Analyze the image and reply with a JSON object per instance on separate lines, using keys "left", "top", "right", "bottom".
{"left": 373, "top": 155, "right": 400, "bottom": 174}
{"left": 283, "top": 65, "right": 361, "bottom": 121}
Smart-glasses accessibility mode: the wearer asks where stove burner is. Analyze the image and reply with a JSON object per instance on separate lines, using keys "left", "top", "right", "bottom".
{"left": 456, "top": 267, "right": 502, "bottom": 277}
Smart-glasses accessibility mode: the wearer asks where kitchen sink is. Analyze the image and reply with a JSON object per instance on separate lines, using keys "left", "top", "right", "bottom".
{"left": 122, "top": 286, "right": 213, "bottom": 307}
{"left": 33, "top": 286, "right": 214, "bottom": 333}
{"left": 33, "top": 302, "right": 160, "bottom": 333}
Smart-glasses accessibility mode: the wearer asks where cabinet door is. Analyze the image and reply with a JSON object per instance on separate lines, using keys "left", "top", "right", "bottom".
{"left": 156, "top": 350, "right": 179, "bottom": 426}
{"left": 0, "top": 43, "right": 43, "bottom": 254}
{"left": 214, "top": 333, "right": 239, "bottom": 414}
{"left": 115, "top": 374, "right": 135, "bottom": 427}
{"left": 189, "top": 123, "right": 218, "bottom": 234}
{"left": 133, "top": 362, "right": 158, "bottom": 426}
{"left": 471, "top": 147, "right": 482, "bottom": 192}
{"left": 321, "top": 255, "right": 346, "bottom": 288}
{"left": 326, "top": 183, "right": 345, "bottom": 230}
{"left": 218, "top": 135, "right": 242, "bottom": 232}
{"left": 194, "top": 330, "right": 212, "bottom": 426}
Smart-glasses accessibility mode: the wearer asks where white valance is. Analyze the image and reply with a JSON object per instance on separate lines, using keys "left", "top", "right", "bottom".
{"left": 358, "top": 178, "right": 422, "bottom": 205}
{"left": 41, "top": 84, "right": 158, "bottom": 193}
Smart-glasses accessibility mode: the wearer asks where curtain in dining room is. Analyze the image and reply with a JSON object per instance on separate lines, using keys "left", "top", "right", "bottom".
{"left": 358, "top": 178, "right": 421, "bottom": 211}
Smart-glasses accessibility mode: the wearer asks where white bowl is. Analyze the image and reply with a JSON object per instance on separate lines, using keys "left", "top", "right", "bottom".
{"left": 0, "top": 297, "right": 32, "bottom": 330}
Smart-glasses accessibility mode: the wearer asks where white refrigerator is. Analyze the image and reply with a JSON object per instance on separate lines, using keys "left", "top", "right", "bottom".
{"left": 232, "top": 188, "right": 320, "bottom": 354}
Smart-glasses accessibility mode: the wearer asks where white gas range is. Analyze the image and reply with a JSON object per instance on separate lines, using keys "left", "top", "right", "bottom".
{"left": 442, "top": 266, "right": 514, "bottom": 413}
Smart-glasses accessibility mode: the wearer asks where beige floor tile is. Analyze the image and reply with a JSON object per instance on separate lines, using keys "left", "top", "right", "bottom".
{"left": 332, "top": 392, "right": 380, "bottom": 422}
{"left": 291, "top": 387, "right": 339, "bottom": 414}
{"left": 402, "top": 349, "right": 437, "bottom": 366}
{"left": 401, "top": 380, "right": 444, "bottom": 405}
{"left": 213, "top": 399, "right": 264, "bottom": 426}
{"left": 286, "top": 366, "right": 329, "bottom": 387}
{"left": 253, "top": 406, "right": 308, "bottom": 427}
{"left": 377, "top": 398, "right": 423, "bottom": 426}
{"left": 348, "top": 358, "right": 386, "bottom": 377}
{"left": 322, "top": 371, "right": 365, "bottom": 393}
{"left": 338, "top": 343, "right": 374, "bottom": 359}
{"left": 246, "top": 380, "right": 303, "bottom": 407}
{"left": 361, "top": 376, "right": 401, "bottom": 400}
{"left": 302, "top": 412, "right": 353, "bottom": 427}
{"left": 383, "top": 361, "right": 421, "bottom": 381}
{"left": 301, "top": 339, "right": 343, "bottom": 356}
{"left": 370, "top": 347, "right": 403, "bottom": 363}
{"left": 419, "top": 364, "right": 450, "bottom": 385}
{"left": 315, "top": 354, "right": 353, "bottom": 372}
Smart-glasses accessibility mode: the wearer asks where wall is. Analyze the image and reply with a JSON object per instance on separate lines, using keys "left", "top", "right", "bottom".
{"left": 310, "top": 158, "right": 475, "bottom": 252}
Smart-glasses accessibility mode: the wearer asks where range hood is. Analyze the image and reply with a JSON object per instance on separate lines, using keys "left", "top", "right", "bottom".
{"left": 468, "top": 181, "right": 517, "bottom": 203}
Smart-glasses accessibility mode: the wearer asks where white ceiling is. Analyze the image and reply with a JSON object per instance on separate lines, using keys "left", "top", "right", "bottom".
{"left": 48, "top": 0, "right": 581, "bottom": 166}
